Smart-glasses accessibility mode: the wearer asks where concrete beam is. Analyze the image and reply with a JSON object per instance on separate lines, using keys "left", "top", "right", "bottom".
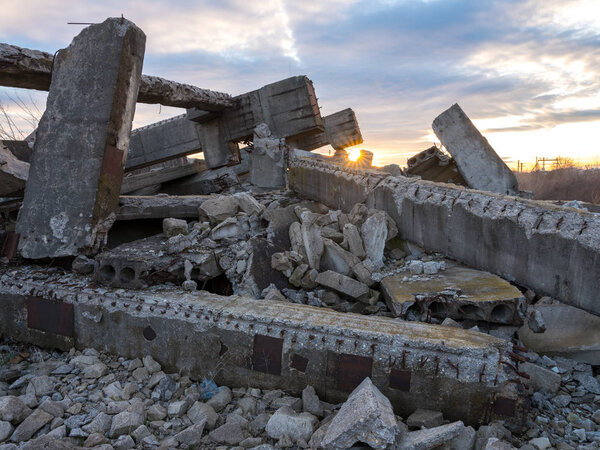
{"left": 406, "top": 146, "right": 467, "bottom": 186}
{"left": 117, "top": 195, "right": 210, "bottom": 221}
{"left": 432, "top": 104, "right": 519, "bottom": 195}
{"left": 0, "top": 43, "right": 234, "bottom": 111}
{"left": 0, "top": 265, "right": 528, "bottom": 426}
{"left": 288, "top": 108, "right": 363, "bottom": 151}
{"left": 289, "top": 159, "right": 600, "bottom": 317}
{"left": 16, "top": 18, "right": 146, "bottom": 259}
{"left": 121, "top": 158, "right": 205, "bottom": 194}
{"left": 187, "top": 76, "right": 323, "bottom": 168}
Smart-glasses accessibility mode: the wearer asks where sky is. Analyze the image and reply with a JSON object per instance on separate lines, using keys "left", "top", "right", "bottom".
{"left": 1, "top": 0, "right": 599, "bottom": 168}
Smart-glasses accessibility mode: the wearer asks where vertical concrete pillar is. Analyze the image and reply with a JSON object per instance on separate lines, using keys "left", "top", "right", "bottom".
{"left": 16, "top": 18, "right": 146, "bottom": 259}
{"left": 432, "top": 104, "right": 519, "bottom": 195}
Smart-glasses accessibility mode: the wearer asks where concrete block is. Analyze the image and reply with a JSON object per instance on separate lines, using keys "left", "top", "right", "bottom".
{"left": 518, "top": 303, "right": 600, "bottom": 365}
{"left": 0, "top": 144, "right": 28, "bottom": 197}
{"left": 395, "top": 421, "right": 466, "bottom": 450}
{"left": 406, "top": 145, "right": 467, "bottom": 186}
{"left": 432, "top": 104, "right": 519, "bottom": 195}
{"left": 320, "top": 378, "right": 398, "bottom": 449}
{"left": 380, "top": 261, "right": 525, "bottom": 325}
{"left": 250, "top": 124, "right": 287, "bottom": 188}
{"left": 16, "top": 18, "right": 146, "bottom": 259}
{"left": 316, "top": 270, "right": 370, "bottom": 301}
{"left": 288, "top": 108, "right": 363, "bottom": 151}
{"left": 519, "top": 362, "right": 561, "bottom": 394}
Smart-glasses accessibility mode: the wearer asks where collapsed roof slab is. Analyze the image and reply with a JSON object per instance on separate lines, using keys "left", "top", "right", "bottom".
{"left": 433, "top": 104, "right": 520, "bottom": 196}
{"left": 0, "top": 265, "right": 528, "bottom": 427}
{"left": 380, "top": 261, "right": 525, "bottom": 325}
{"left": 288, "top": 159, "right": 600, "bottom": 317}
{"left": 15, "top": 18, "right": 146, "bottom": 259}
{"left": 187, "top": 76, "right": 324, "bottom": 169}
{"left": 0, "top": 43, "right": 234, "bottom": 111}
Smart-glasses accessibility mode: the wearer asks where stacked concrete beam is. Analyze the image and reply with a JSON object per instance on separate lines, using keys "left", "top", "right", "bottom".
{"left": 289, "top": 158, "right": 600, "bottom": 316}
{"left": 187, "top": 76, "right": 323, "bottom": 168}
{"left": 0, "top": 43, "right": 234, "bottom": 111}
{"left": 16, "top": 18, "right": 146, "bottom": 259}
{"left": 432, "top": 104, "right": 519, "bottom": 195}
{"left": 0, "top": 265, "right": 527, "bottom": 426}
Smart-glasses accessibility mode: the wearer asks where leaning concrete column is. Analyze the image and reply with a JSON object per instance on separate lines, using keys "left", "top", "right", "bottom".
{"left": 16, "top": 18, "right": 146, "bottom": 259}
{"left": 432, "top": 104, "right": 519, "bottom": 196}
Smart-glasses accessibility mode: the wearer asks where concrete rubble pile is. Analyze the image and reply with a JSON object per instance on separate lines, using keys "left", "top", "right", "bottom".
{"left": 0, "top": 15, "right": 599, "bottom": 450}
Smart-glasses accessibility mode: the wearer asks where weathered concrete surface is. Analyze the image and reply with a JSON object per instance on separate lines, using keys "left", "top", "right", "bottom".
{"left": 250, "top": 124, "right": 286, "bottom": 188}
{"left": 518, "top": 304, "right": 600, "bottom": 365}
{"left": 432, "top": 104, "right": 519, "bottom": 195}
{"left": 289, "top": 159, "right": 600, "bottom": 316}
{"left": 16, "top": 18, "right": 146, "bottom": 259}
{"left": 188, "top": 76, "right": 323, "bottom": 169}
{"left": 381, "top": 262, "right": 525, "bottom": 325}
{"left": 125, "top": 115, "right": 202, "bottom": 170}
{"left": 121, "top": 158, "right": 205, "bottom": 194}
{"left": 2, "top": 140, "right": 32, "bottom": 163}
{"left": 288, "top": 108, "right": 363, "bottom": 151}
{"left": 0, "top": 43, "right": 234, "bottom": 111}
{"left": 0, "top": 265, "right": 527, "bottom": 426}
{"left": 117, "top": 195, "right": 210, "bottom": 221}
{"left": 94, "top": 234, "right": 221, "bottom": 288}
{"left": 406, "top": 145, "right": 467, "bottom": 186}
{"left": 0, "top": 143, "right": 29, "bottom": 196}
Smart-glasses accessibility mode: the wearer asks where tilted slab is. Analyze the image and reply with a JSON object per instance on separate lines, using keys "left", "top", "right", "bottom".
{"left": 117, "top": 195, "right": 210, "bottom": 221}
{"left": 289, "top": 159, "right": 600, "bottom": 316}
{"left": 0, "top": 265, "right": 527, "bottom": 426}
{"left": 380, "top": 261, "right": 525, "bottom": 325}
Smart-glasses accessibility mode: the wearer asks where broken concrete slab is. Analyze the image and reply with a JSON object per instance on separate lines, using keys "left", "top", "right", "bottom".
{"left": 361, "top": 211, "right": 388, "bottom": 268}
{"left": 117, "top": 195, "right": 210, "bottom": 221}
{"left": 16, "top": 18, "right": 146, "bottom": 259}
{"left": 518, "top": 303, "right": 600, "bottom": 365}
{"left": 406, "top": 145, "right": 467, "bottom": 186}
{"left": 0, "top": 264, "right": 528, "bottom": 426}
{"left": 395, "top": 421, "right": 466, "bottom": 450}
{"left": 121, "top": 158, "right": 205, "bottom": 194}
{"left": 316, "top": 270, "right": 370, "bottom": 301}
{"left": 94, "top": 234, "right": 221, "bottom": 288}
{"left": 380, "top": 261, "right": 524, "bottom": 325}
{"left": 320, "top": 378, "right": 399, "bottom": 449}
{"left": 288, "top": 108, "right": 363, "bottom": 152}
{"left": 0, "top": 143, "right": 29, "bottom": 197}
{"left": 289, "top": 159, "right": 600, "bottom": 317}
{"left": 0, "top": 42, "right": 234, "bottom": 111}
{"left": 159, "top": 165, "right": 240, "bottom": 195}
{"left": 432, "top": 104, "right": 519, "bottom": 196}
{"left": 519, "top": 362, "right": 561, "bottom": 394}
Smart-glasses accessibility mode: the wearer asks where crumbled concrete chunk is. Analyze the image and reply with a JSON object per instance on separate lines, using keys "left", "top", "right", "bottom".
{"left": 395, "top": 421, "right": 466, "bottom": 449}
{"left": 361, "top": 212, "right": 388, "bottom": 268}
{"left": 316, "top": 270, "right": 370, "bottom": 301}
{"left": 199, "top": 195, "right": 239, "bottom": 225}
{"left": 265, "top": 406, "right": 318, "bottom": 443}
{"left": 162, "top": 217, "right": 188, "bottom": 237}
{"left": 407, "top": 409, "right": 444, "bottom": 428}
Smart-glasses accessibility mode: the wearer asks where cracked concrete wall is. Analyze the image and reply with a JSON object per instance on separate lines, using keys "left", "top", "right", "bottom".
{"left": 289, "top": 159, "right": 600, "bottom": 317}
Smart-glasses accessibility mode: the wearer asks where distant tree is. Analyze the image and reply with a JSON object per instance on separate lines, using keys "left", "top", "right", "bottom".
{"left": 552, "top": 156, "right": 575, "bottom": 170}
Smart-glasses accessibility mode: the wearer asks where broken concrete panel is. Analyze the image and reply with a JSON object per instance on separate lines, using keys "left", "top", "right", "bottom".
{"left": 94, "top": 234, "right": 221, "bottom": 288}
{"left": 288, "top": 108, "right": 363, "bottom": 151}
{"left": 361, "top": 211, "right": 388, "bottom": 268}
{"left": 0, "top": 43, "right": 234, "bottom": 111}
{"left": 380, "top": 262, "right": 525, "bottom": 325}
{"left": 16, "top": 18, "right": 146, "bottom": 259}
{"left": 0, "top": 265, "right": 527, "bottom": 426}
{"left": 406, "top": 145, "right": 467, "bottom": 186}
{"left": 395, "top": 421, "right": 466, "bottom": 450}
{"left": 0, "top": 143, "right": 29, "bottom": 197}
{"left": 121, "top": 158, "right": 205, "bottom": 194}
{"left": 117, "top": 195, "right": 210, "bottom": 221}
{"left": 432, "top": 104, "right": 519, "bottom": 195}
{"left": 250, "top": 124, "right": 287, "bottom": 188}
{"left": 320, "top": 378, "right": 398, "bottom": 449}
{"left": 160, "top": 166, "right": 240, "bottom": 196}
{"left": 320, "top": 238, "right": 356, "bottom": 276}
{"left": 301, "top": 216, "right": 324, "bottom": 270}
{"left": 342, "top": 223, "right": 366, "bottom": 259}
{"left": 289, "top": 159, "right": 600, "bottom": 317}
{"left": 316, "top": 270, "right": 370, "bottom": 301}
{"left": 518, "top": 304, "right": 600, "bottom": 365}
